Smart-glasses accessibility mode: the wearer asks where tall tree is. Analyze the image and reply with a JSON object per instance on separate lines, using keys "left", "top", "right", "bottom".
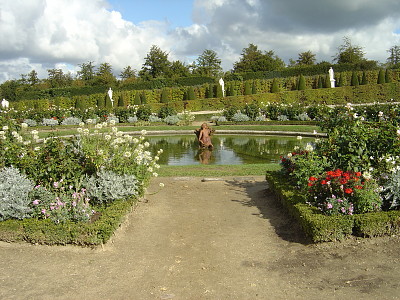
{"left": 333, "top": 36, "right": 365, "bottom": 64}
{"left": 387, "top": 45, "right": 400, "bottom": 67}
{"left": 95, "top": 62, "right": 115, "bottom": 86}
{"left": 119, "top": 66, "right": 136, "bottom": 80}
{"left": 296, "top": 50, "right": 316, "bottom": 65}
{"left": 194, "top": 49, "right": 222, "bottom": 77}
{"left": 170, "top": 61, "right": 190, "bottom": 78}
{"left": 233, "top": 44, "right": 285, "bottom": 73}
{"left": 27, "top": 70, "right": 39, "bottom": 86}
{"left": 139, "top": 45, "right": 171, "bottom": 79}
{"left": 47, "top": 68, "right": 67, "bottom": 88}
{"left": 77, "top": 61, "right": 95, "bottom": 83}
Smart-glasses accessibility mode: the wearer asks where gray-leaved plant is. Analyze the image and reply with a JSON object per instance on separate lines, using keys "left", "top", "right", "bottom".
{"left": 0, "top": 166, "right": 34, "bottom": 221}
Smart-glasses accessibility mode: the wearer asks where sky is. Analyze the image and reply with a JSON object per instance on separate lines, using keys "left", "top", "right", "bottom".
{"left": 1, "top": 0, "right": 400, "bottom": 83}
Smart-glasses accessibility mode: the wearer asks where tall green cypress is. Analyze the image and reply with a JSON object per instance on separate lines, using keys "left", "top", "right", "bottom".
{"left": 134, "top": 92, "right": 141, "bottom": 105}
{"left": 117, "top": 95, "right": 124, "bottom": 107}
{"left": 160, "top": 88, "right": 169, "bottom": 103}
{"left": 350, "top": 71, "right": 359, "bottom": 86}
{"left": 206, "top": 84, "right": 214, "bottom": 98}
{"left": 377, "top": 69, "right": 386, "bottom": 84}
{"left": 385, "top": 69, "right": 392, "bottom": 83}
{"left": 105, "top": 94, "right": 113, "bottom": 108}
{"left": 216, "top": 84, "right": 223, "bottom": 97}
{"left": 244, "top": 81, "right": 252, "bottom": 95}
{"left": 97, "top": 95, "right": 105, "bottom": 108}
{"left": 360, "top": 71, "right": 368, "bottom": 85}
{"left": 324, "top": 74, "right": 330, "bottom": 88}
{"left": 141, "top": 92, "right": 147, "bottom": 104}
{"left": 230, "top": 82, "right": 237, "bottom": 96}
{"left": 317, "top": 76, "right": 323, "bottom": 88}
{"left": 252, "top": 81, "right": 257, "bottom": 94}
{"left": 297, "top": 74, "right": 306, "bottom": 90}
{"left": 271, "top": 78, "right": 279, "bottom": 93}
{"left": 337, "top": 73, "right": 344, "bottom": 87}
{"left": 188, "top": 87, "right": 196, "bottom": 100}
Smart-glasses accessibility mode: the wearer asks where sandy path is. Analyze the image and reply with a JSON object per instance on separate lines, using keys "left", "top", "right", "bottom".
{"left": 1, "top": 176, "right": 400, "bottom": 299}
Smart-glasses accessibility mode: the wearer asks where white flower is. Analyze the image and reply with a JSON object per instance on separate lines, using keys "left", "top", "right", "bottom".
{"left": 297, "top": 136, "right": 302, "bottom": 140}
{"left": 31, "top": 130, "right": 38, "bottom": 135}
{"left": 363, "top": 171, "right": 372, "bottom": 180}
{"left": 144, "top": 141, "right": 150, "bottom": 148}
{"left": 95, "top": 123, "right": 103, "bottom": 129}
{"left": 293, "top": 146, "right": 300, "bottom": 151}
{"left": 77, "top": 128, "right": 83, "bottom": 133}
{"left": 158, "top": 149, "right": 164, "bottom": 154}
{"left": 353, "top": 113, "right": 358, "bottom": 119}
{"left": 159, "top": 183, "right": 165, "bottom": 187}
{"left": 116, "top": 131, "right": 124, "bottom": 137}
{"left": 378, "top": 111, "right": 384, "bottom": 117}
{"left": 305, "top": 143, "right": 314, "bottom": 152}
{"left": 112, "top": 126, "right": 118, "bottom": 133}
{"left": 154, "top": 164, "right": 160, "bottom": 169}
{"left": 153, "top": 172, "right": 158, "bottom": 177}
{"left": 132, "top": 138, "right": 139, "bottom": 144}
{"left": 34, "top": 146, "right": 41, "bottom": 151}
{"left": 97, "top": 149, "right": 104, "bottom": 155}
{"left": 79, "top": 122, "right": 85, "bottom": 127}
{"left": 21, "top": 123, "right": 28, "bottom": 128}
{"left": 313, "top": 130, "right": 317, "bottom": 135}
{"left": 109, "top": 120, "right": 116, "bottom": 125}
{"left": 83, "top": 129, "right": 90, "bottom": 135}
{"left": 2, "top": 126, "right": 8, "bottom": 130}
{"left": 23, "top": 140, "right": 31, "bottom": 145}
{"left": 287, "top": 153, "right": 293, "bottom": 158}
{"left": 104, "top": 135, "right": 112, "bottom": 141}
{"left": 148, "top": 167, "right": 153, "bottom": 172}
{"left": 0, "top": 131, "right": 4, "bottom": 135}
{"left": 141, "top": 130, "right": 147, "bottom": 136}
{"left": 397, "top": 129, "right": 400, "bottom": 136}
{"left": 123, "top": 151, "right": 132, "bottom": 158}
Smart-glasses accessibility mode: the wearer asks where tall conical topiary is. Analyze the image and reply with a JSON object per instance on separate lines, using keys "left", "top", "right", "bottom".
{"left": 324, "top": 74, "right": 330, "bottom": 88}
{"left": 134, "top": 92, "right": 141, "bottom": 105}
{"left": 350, "top": 71, "right": 359, "bottom": 86}
{"left": 385, "top": 69, "right": 392, "bottom": 83}
{"left": 117, "top": 95, "right": 124, "bottom": 107}
{"left": 216, "top": 84, "right": 223, "bottom": 97}
{"left": 271, "top": 78, "right": 279, "bottom": 93}
{"left": 244, "top": 81, "right": 252, "bottom": 95}
{"left": 160, "top": 88, "right": 169, "bottom": 103}
{"left": 75, "top": 97, "right": 85, "bottom": 110}
{"left": 317, "top": 76, "right": 323, "bottom": 88}
{"left": 105, "top": 94, "right": 113, "bottom": 108}
{"left": 206, "top": 84, "right": 214, "bottom": 98}
{"left": 377, "top": 69, "right": 385, "bottom": 84}
{"left": 361, "top": 71, "right": 368, "bottom": 85}
{"left": 97, "top": 94, "right": 105, "bottom": 108}
{"left": 141, "top": 92, "right": 147, "bottom": 104}
{"left": 230, "top": 82, "right": 237, "bottom": 96}
{"left": 188, "top": 86, "right": 196, "bottom": 100}
{"left": 297, "top": 74, "right": 306, "bottom": 90}
{"left": 252, "top": 81, "right": 257, "bottom": 94}
{"left": 337, "top": 73, "right": 344, "bottom": 87}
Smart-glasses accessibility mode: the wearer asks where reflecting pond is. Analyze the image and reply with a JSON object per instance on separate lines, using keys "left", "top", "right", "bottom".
{"left": 146, "top": 135, "right": 316, "bottom": 165}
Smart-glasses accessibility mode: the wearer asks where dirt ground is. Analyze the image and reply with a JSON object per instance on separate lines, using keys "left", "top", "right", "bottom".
{"left": 1, "top": 176, "right": 400, "bottom": 300}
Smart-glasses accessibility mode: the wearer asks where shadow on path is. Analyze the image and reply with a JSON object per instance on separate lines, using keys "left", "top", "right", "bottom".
{"left": 225, "top": 178, "right": 311, "bottom": 245}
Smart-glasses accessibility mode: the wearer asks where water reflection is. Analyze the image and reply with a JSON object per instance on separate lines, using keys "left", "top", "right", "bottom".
{"left": 145, "top": 135, "right": 315, "bottom": 166}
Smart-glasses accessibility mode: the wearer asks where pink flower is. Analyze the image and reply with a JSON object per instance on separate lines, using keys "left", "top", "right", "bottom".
{"left": 32, "top": 199, "right": 40, "bottom": 205}
{"left": 41, "top": 209, "right": 46, "bottom": 214}
{"left": 326, "top": 203, "right": 333, "bottom": 209}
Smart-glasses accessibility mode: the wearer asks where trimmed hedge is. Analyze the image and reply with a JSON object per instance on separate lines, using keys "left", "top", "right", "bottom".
{"left": 266, "top": 171, "right": 400, "bottom": 242}
{"left": 0, "top": 198, "right": 137, "bottom": 246}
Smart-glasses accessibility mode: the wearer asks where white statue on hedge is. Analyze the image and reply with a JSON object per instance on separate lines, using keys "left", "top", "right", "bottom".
{"left": 1, "top": 98, "right": 9, "bottom": 109}
{"left": 219, "top": 78, "right": 225, "bottom": 97}
{"left": 329, "top": 67, "right": 335, "bottom": 88}
{"left": 108, "top": 87, "right": 114, "bottom": 106}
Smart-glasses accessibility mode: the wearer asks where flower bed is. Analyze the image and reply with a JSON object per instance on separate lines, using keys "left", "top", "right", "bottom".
{"left": 266, "top": 171, "right": 400, "bottom": 242}
{"left": 271, "top": 102, "right": 400, "bottom": 242}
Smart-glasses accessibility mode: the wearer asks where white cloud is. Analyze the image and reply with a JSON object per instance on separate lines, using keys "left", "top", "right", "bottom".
{"left": 1, "top": 0, "right": 400, "bottom": 83}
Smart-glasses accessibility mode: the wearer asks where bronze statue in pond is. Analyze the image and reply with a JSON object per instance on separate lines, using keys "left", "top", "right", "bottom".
{"left": 194, "top": 123, "right": 214, "bottom": 149}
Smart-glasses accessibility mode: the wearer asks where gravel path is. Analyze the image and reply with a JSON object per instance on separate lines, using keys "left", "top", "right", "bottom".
{"left": 1, "top": 176, "right": 400, "bottom": 299}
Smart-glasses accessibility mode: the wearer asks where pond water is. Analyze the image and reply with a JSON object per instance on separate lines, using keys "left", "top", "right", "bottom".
{"left": 146, "top": 135, "right": 316, "bottom": 165}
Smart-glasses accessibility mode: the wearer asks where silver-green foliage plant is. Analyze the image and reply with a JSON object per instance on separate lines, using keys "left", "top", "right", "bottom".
{"left": 0, "top": 166, "right": 34, "bottom": 221}
{"left": 84, "top": 170, "right": 139, "bottom": 205}
{"left": 61, "top": 117, "right": 82, "bottom": 126}
{"left": 232, "top": 112, "right": 250, "bottom": 122}
{"left": 164, "top": 115, "right": 180, "bottom": 125}
{"left": 381, "top": 169, "right": 400, "bottom": 210}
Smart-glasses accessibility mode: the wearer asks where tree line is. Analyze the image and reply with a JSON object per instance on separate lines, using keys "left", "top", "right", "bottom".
{"left": 2, "top": 36, "right": 400, "bottom": 101}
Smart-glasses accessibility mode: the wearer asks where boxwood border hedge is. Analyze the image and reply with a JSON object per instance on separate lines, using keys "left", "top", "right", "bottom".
{"left": 0, "top": 198, "right": 138, "bottom": 246}
{"left": 266, "top": 171, "right": 400, "bottom": 242}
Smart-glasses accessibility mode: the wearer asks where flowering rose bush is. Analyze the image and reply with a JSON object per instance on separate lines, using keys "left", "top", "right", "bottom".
{"left": 307, "top": 169, "right": 381, "bottom": 215}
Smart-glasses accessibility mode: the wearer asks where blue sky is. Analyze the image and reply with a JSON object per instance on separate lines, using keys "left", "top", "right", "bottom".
{"left": 108, "top": 0, "right": 194, "bottom": 27}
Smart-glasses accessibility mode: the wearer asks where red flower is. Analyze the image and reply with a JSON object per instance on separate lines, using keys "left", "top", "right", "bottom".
{"left": 355, "top": 172, "right": 362, "bottom": 177}
{"left": 355, "top": 185, "right": 363, "bottom": 190}
{"left": 309, "top": 176, "right": 318, "bottom": 181}
{"left": 308, "top": 182, "right": 313, "bottom": 186}
{"left": 340, "top": 178, "right": 348, "bottom": 184}
{"left": 52, "top": 117, "right": 57, "bottom": 120}
{"left": 321, "top": 180, "right": 328, "bottom": 185}
{"left": 345, "top": 188, "right": 353, "bottom": 194}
